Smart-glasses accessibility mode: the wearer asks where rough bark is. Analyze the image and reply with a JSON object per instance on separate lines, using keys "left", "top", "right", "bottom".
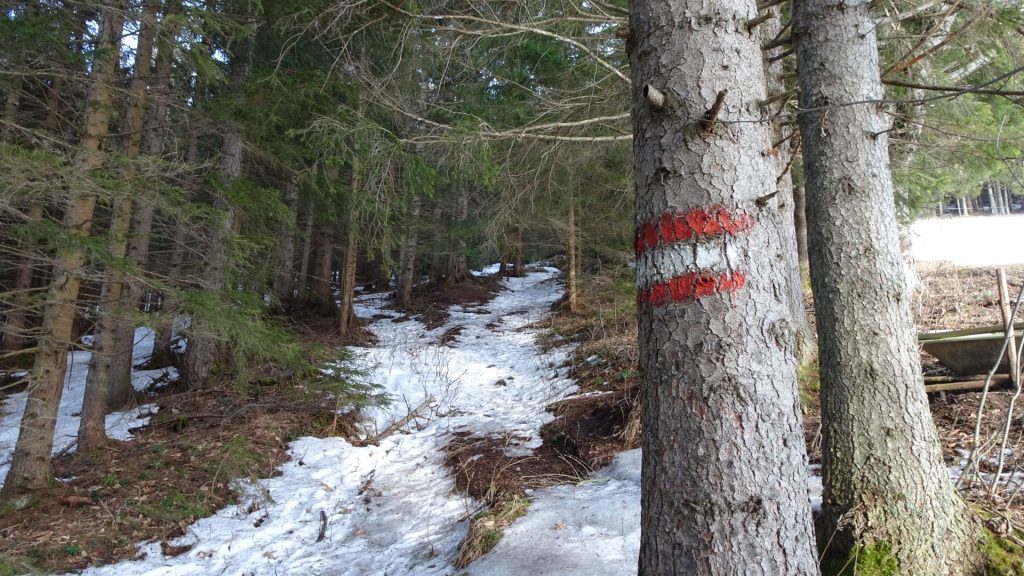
{"left": 81, "top": 0, "right": 160, "bottom": 441}
{"left": 794, "top": 0, "right": 980, "bottom": 572}
{"left": 630, "top": 0, "right": 818, "bottom": 573}
{"left": 397, "top": 195, "right": 420, "bottom": 309}
{"left": 758, "top": 5, "right": 816, "bottom": 365}
{"left": 2, "top": 2, "right": 125, "bottom": 498}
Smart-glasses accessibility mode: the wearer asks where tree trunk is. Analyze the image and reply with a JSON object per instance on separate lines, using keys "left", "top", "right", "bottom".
{"left": 314, "top": 228, "right": 335, "bottom": 307}
{"left": 758, "top": 7, "right": 816, "bottom": 366}
{"left": 794, "top": 0, "right": 980, "bottom": 571}
{"left": 513, "top": 227, "right": 524, "bottom": 277}
{"left": 338, "top": 210, "right": 359, "bottom": 336}
{"left": 79, "top": 190, "right": 135, "bottom": 451}
{"left": 295, "top": 198, "right": 314, "bottom": 302}
{"left": 446, "top": 189, "right": 469, "bottom": 284}
{"left": 148, "top": 1, "right": 193, "bottom": 370}
{"left": 429, "top": 202, "right": 445, "bottom": 283}
{"left": 182, "top": 28, "right": 251, "bottom": 389}
{"left": 566, "top": 197, "right": 578, "bottom": 313}
{"left": 2, "top": 2, "right": 125, "bottom": 499}
{"left": 793, "top": 183, "right": 809, "bottom": 268}
{"left": 630, "top": 0, "right": 818, "bottom": 573}
{"left": 274, "top": 182, "right": 299, "bottom": 302}
{"left": 81, "top": 0, "right": 160, "bottom": 438}
{"left": 3, "top": 76, "right": 21, "bottom": 123}
{"left": 397, "top": 194, "right": 419, "bottom": 309}
{"left": 2, "top": 203, "right": 42, "bottom": 352}
{"left": 373, "top": 254, "right": 389, "bottom": 292}
{"left": 111, "top": 0, "right": 181, "bottom": 378}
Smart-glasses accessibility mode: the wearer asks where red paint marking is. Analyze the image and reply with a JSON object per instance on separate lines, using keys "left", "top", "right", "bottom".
{"left": 639, "top": 271, "right": 746, "bottom": 306}
{"left": 634, "top": 206, "right": 755, "bottom": 256}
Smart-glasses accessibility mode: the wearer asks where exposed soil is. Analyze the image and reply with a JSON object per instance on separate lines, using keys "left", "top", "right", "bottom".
{"left": 4, "top": 262, "right": 1023, "bottom": 573}
{"left": 391, "top": 276, "right": 505, "bottom": 330}
{"left": 0, "top": 382, "right": 358, "bottom": 573}
{"left": 916, "top": 263, "right": 1024, "bottom": 333}
{"left": 443, "top": 432, "right": 590, "bottom": 502}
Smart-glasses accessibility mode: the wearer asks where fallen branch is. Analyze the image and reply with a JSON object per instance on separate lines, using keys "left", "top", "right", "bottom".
{"left": 354, "top": 395, "right": 434, "bottom": 447}
{"left": 316, "top": 510, "right": 328, "bottom": 543}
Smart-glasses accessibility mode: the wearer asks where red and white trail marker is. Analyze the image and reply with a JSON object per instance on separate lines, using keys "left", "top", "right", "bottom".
{"left": 635, "top": 206, "right": 753, "bottom": 306}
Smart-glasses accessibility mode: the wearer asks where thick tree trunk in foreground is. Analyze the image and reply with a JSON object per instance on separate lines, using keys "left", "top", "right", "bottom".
{"left": 794, "top": 0, "right": 979, "bottom": 572}
{"left": 630, "top": 0, "right": 817, "bottom": 573}
{"left": 2, "top": 3, "right": 125, "bottom": 499}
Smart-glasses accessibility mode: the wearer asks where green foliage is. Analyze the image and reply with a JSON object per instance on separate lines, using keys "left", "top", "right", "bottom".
{"left": 307, "top": 350, "right": 391, "bottom": 413}
{"left": 178, "top": 288, "right": 306, "bottom": 386}
{"left": 135, "top": 493, "right": 212, "bottom": 524}
{"left": 0, "top": 555, "right": 42, "bottom": 576}
{"left": 60, "top": 544, "right": 81, "bottom": 557}
{"left": 980, "top": 531, "right": 1024, "bottom": 575}
{"left": 821, "top": 541, "right": 898, "bottom": 576}
{"left": 455, "top": 491, "right": 530, "bottom": 568}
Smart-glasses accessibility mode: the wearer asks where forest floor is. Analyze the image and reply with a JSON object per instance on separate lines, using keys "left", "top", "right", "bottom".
{"left": 0, "top": 216, "right": 1021, "bottom": 575}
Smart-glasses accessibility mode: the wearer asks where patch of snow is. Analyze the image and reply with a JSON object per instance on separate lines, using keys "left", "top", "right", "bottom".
{"left": 76, "top": 268, "right": 577, "bottom": 575}
{"left": 911, "top": 215, "right": 1024, "bottom": 266}
{"left": 0, "top": 328, "right": 164, "bottom": 490}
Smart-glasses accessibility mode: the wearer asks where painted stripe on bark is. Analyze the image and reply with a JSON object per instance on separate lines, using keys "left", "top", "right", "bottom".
{"left": 636, "top": 241, "right": 743, "bottom": 289}
{"left": 635, "top": 206, "right": 754, "bottom": 305}
{"left": 634, "top": 206, "right": 755, "bottom": 256}
{"left": 639, "top": 271, "right": 747, "bottom": 306}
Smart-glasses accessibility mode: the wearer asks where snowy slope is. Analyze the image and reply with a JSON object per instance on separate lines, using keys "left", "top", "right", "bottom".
{"left": 77, "top": 268, "right": 580, "bottom": 576}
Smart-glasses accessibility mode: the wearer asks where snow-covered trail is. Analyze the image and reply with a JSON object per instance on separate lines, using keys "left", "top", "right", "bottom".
{"left": 80, "top": 268, "right": 578, "bottom": 576}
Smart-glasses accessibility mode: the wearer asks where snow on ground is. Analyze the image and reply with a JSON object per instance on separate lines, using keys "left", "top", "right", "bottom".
{"left": 912, "top": 215, "right": 1024, "bottom": 266}
{"left": 25, "top": 267, "right": 829, "bottom": 576}
{"left": 76, "top": 267, "right": 580, "bottom": 576}
{"left": 0, "top": 328, "right": 164, "bottom": 490}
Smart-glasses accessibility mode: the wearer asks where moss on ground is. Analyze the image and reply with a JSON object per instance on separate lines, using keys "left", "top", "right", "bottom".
{"left": 979, "top": 530, "right": 1024, "bottom": 575}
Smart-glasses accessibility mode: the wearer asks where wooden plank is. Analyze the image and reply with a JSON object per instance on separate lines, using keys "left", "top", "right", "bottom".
{"left": 924, "top": 378, "right": 1012, "bottom": 393}
{"left": 918, "top": 322, "right": 1024, "bottom": 342}
{"left": 924, "top": 374, "right": 997, "bottom": 384}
